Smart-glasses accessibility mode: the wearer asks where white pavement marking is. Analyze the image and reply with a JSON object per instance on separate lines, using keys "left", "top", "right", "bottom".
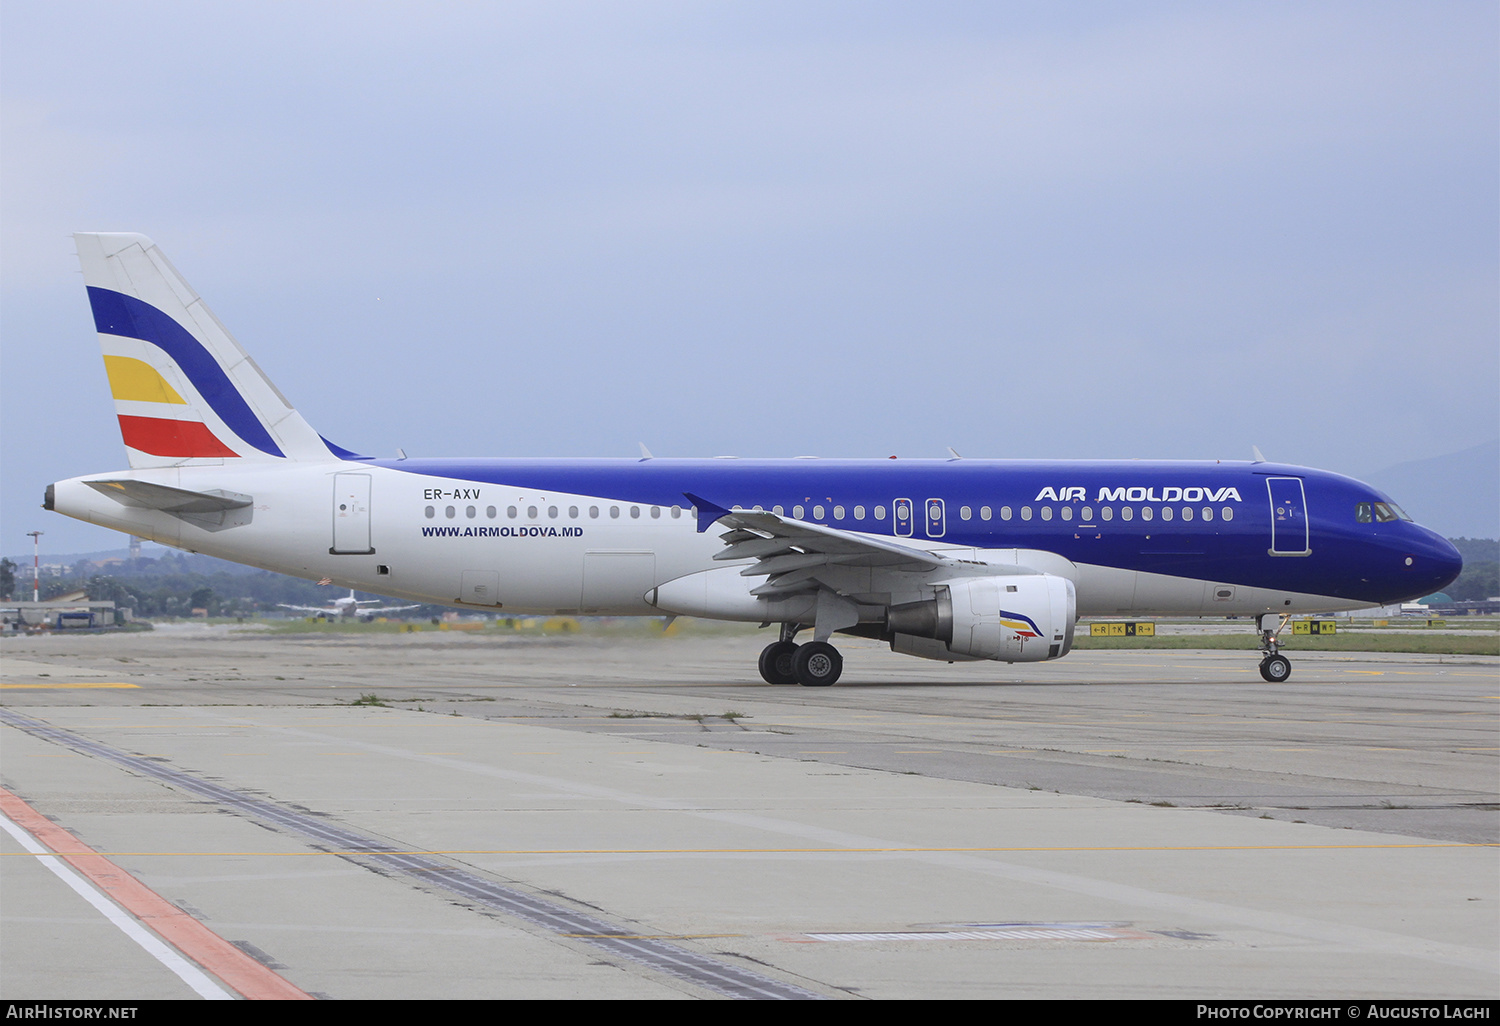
{"left": 0, "top": 811, "right": 234, "bottom": 1000}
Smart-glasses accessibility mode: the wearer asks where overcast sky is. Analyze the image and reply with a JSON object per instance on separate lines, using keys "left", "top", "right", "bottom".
{"left": 3, "top": 1, "right": 1496, "bottom": 555}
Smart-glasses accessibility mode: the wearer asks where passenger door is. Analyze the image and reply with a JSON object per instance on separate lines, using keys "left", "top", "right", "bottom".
{"left": 1266, "top": 477, "right": 1310, "bottom": 556}
{"left": 331, "top": 473, "right": 374, "bottom": 554}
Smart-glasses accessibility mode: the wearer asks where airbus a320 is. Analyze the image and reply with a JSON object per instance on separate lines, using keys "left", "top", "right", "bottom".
{"left": 46, "top": 234, "right": 1463, "bottom": 686}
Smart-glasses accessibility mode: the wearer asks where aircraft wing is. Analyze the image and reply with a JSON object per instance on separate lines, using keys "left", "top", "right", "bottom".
{"left": 278, "top": 603, "right": 334, "bottom": 614}
{"left": 361, "top": 604, "right": 421, "bottom": 614}
{"left": 689, "top": 494, "right": 949, "bottom": 599}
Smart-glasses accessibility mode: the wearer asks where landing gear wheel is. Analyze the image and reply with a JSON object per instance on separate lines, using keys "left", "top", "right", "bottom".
{"left": 1259, "top": 654, "right": 1291, "bottom": 682}
{"left": 793, "top": 642, "right": 843, "bottom": 687}
{"left": 758, "top": 641, "right": 800, "bottom": 685}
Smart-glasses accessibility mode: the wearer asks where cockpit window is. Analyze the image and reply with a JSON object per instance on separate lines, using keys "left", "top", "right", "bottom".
{"left": 1360, "top": 501, "right": 1413, "bottom": 524}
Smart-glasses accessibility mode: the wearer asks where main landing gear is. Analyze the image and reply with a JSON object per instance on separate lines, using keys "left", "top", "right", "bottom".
{"left": 1256, "top": 613, "right": 1292, "bottom": 682}
{"left": 758, "top": 625, "right": 843, "bottom": 687}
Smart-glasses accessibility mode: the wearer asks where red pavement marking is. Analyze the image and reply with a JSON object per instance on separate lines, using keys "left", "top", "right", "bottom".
{"left": 0, "top": 787, "right": 313, "bottom": 1000}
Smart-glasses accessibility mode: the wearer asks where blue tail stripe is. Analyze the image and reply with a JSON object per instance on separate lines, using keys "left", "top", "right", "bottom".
{"left": 87, "top": 287, "right": 284, "bottom": 457}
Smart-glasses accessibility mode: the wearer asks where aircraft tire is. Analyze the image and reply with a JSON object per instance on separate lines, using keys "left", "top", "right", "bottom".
{"left": 1259, "top": 654, "right": 1291, "bottom": 683}
{"left": 758, "top": 641, "right": 800, "bottom": 685}
{"left": 794, "top": 642, "right": 842, "bottom": 687}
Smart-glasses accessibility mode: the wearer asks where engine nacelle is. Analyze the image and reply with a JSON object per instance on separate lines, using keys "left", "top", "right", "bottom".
{"left": 887, "top": 574, "right": 1076, "bottom": 663}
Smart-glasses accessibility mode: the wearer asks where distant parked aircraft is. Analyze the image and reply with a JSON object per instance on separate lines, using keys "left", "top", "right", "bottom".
{"left": 279, "top": 588, "right": 419, "bottom": 620}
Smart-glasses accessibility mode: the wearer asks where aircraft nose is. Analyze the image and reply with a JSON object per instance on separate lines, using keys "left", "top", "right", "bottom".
{"left": 1407, "top": 533, "right": 1462, "bottom": 595}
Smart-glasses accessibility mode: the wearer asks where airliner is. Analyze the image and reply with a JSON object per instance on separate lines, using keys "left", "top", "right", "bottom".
{"left": 45, "top": 234, "right": 1462, "bottom": 686}
{"left": 278, "top": 589, "right": 420, "bottom": 620}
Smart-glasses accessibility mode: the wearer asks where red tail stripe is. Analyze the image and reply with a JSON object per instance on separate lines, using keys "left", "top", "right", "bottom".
{"left": 118, "top": 415, "right": 238, "bottom": 458}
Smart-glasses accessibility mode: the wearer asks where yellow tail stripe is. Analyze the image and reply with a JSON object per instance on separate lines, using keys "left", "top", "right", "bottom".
{"left": 103, "top": 355, "right": 186, "bottom": 404}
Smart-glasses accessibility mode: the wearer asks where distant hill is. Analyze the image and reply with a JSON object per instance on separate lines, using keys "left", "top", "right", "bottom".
{"left": 3, "top": 545, "right": 263, "bottom": 575}
{"left": 1363, "top": 439, "right": 1499, "bottom": 540}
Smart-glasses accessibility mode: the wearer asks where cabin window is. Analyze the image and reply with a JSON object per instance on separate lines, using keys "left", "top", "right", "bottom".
{"left": 793, "top": 505, "right": 805, "bottom": 518}
{"left": 960, "top": 505, "right": 972, "bottom": 520}
{"left": 1140, "top": 506, "right": 1153, "bottom": 522}
{"left": 813, "top": 505, "right": 825, "bottom": 519}
{"left": 773, "top": 505, "right": 784, "bottom": 515}
{"left": 610, "top": 506, "right": 620, "bottom": 518}
{"left": 1181, "top": 506, "right": 1193, "bottom": 522}
{"left": 981, "top": 506, "right": 992, "bottom": 521}
{"left": 1160, "top": 506, "right": 1173, "bottom": 521}
{"left": 589, "top": 506, "right": 599, "bottom": 518}
{"left": 1040, "top": 506, "right": 1053, "bottom": 521}
{"left": 425, "top": 505, "right": 435, "bottom": 519}
{"left": 1021, "top": 506, "right": 1032, "bottom": 521}
{"left": 527, "top": 506, "right": 538, "bottom": 519}
{"left": 671, "top": 505, "right": 682, "bottom": 518}
{"left": 1221, "top": 506, "right": 1234, "bottom": 521}
{"left": 854, "top": 505, "right": 865, "bottom": 520}
{"left": 1121, "top": 506, "right": 1133, "bottom": 521}
{"left": 875, "top": 505, "right": 887, "bottom": 519}
{"left": 466, "top": 505, "right": 476, "bottom": 519}
{"left": 1101, "top": 507, "right": 1113, "bottom": 521}
{"left": 1061, "top": 507, "right": 1073, "bottom": 521}
{"left": 446, "top": 506, "right": 456, "bottom": 519}
{"left": 651, "top": 506, "right": 661, "bottom": 518}
{"left": 1202, "top": 507, "right": 1214, "bottom": 522}
{"left": 548, "top": 506, "right": 558, "bottom": 518}
{"left": 630, "top": 506, "right": 640, "bottom": 518}
{"left": 507, "top": 506, "right": 518, "bottom": 518}
{"left": 1081, "top": 506, "right": 1093, "bottom": 521}
{"left": 834, "top": 505, "right": 845, "bottom": 519}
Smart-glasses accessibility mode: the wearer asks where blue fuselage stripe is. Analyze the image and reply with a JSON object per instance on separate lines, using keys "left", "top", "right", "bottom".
{"left": 375, "top": 457, "right": 1460, "bottom": 605}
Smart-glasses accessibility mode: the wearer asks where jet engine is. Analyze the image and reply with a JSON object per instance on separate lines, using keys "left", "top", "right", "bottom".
{"left": 886, "top": 574, "right": 1076, "bottom": 663}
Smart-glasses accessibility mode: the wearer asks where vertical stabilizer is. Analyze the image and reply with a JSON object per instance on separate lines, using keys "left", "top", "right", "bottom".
{"left": 75, "top": 232, "right": 338, "bottom": 468}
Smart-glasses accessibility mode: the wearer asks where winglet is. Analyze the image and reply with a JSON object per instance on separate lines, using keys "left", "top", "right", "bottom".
{"left": 683, "top": 492, "right": 732, "bottom": 533}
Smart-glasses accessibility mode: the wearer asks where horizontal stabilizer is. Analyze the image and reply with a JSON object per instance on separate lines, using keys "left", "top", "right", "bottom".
{"left": 85, "top": 479, "right": 252, "bottom": 514}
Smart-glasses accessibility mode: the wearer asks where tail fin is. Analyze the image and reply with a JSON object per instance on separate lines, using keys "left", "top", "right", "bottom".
{"left": 75, "top": 232, "right": 344, "bottom": 467}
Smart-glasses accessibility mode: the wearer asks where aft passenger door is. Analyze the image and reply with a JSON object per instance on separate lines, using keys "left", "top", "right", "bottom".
{"left": 331, "top": 473, "right": 374, "bottom": 554}
{"left": 1266, "top": 476, "right": 1310, "bottom": 556}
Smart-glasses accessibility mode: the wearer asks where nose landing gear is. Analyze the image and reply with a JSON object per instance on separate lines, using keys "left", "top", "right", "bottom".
{"left": 1257, "top": 613, "right": 1292, "bottom": 682}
